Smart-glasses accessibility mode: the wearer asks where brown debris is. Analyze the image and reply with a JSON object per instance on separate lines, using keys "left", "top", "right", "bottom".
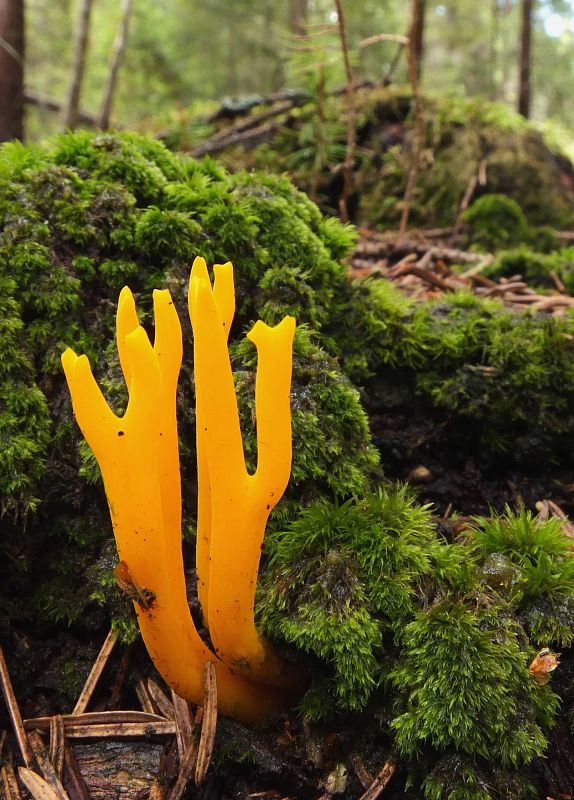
{"left": 351, "top": 229, "right": 574, "bottom": 315}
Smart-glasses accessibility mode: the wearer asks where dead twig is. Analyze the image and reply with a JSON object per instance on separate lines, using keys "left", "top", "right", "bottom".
{"left": 357, "top": 761, "right": 396, "bottom": 800}
{"left": 170, "top": 691, "right": 194, "bottom": 761}
{"left": 449, "top": 159, "right": 487, "bottom": 246}
{"left": 135, "top": 680, "right": 156, "bottom": 715}
{"left": 48, "top": 716, "right": 65, "bottom": 781}
{"left": 2, "top": 763, "right": 22, "bottom": 800}
{"left": 17, "top": 767, "right": 68, "bottom": 800}
{"left": 147, "top": 680, "right": 175, "bottom": 721}
{"left": 334, "top": 0, "right": 357, "bottom": 223}
{"left": 24, "top": 711, "right": 175, "bottom": 739}
{"left": 0, "top": 647, "right": 34, "bottom": 767}
{"left": 350, "top": 754, "right": 374, "bottom": 790}
{"left": 72, "top": 630, "right": 117, "bottom": 715}
{"left": 26, "top": 731, "right": 69, "bottom": 800}
{"left": 195, "top": 662, "right": 218, "bottom": 786}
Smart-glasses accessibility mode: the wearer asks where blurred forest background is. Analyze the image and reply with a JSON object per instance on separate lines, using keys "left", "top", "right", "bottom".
{"left": 3, "top": 0, "right": 574, "bottom": 144}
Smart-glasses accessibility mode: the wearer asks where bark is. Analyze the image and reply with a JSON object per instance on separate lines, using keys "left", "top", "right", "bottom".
{"left": 97, "top": 0, "right": 133, "bottom": 129}
{"left": 61, "top": 0, "right": 94, "bottom": 130}
{"left": 518, "top": 0, "right": 533, "bottom": 118}
{"left": 289, "top": 0, "right": 307, "bottom": 36}
{"left": 0, "top": 0, "right": 25, "bottom": 142}
{"left": 411, "top": 0, "right": 426, "bottom": 82}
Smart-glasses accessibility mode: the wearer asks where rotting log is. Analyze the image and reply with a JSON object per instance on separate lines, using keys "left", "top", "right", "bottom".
{"left": 67, "top": 740, "right": 165, "bottom": 800}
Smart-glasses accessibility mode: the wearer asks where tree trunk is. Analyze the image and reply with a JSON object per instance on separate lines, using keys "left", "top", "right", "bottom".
{"left": 61, "top": 0, "right": 94, "bottom": 130}
{"left": 97, "top": 0, "right": 133, "bottom": 129}
{"left": 289, "top": 0, "right": 307, "bottom": 36}
{"left": 517, "top": 0, "right": 533, "bottom": 118}
{"left": 410, "top": 0, "right": 426, "bottom": 82}
{"left": 0, "top": 0, "right": 25, "bottom": 142}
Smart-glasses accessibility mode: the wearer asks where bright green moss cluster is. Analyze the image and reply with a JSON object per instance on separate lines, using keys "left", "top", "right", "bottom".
{"left": 257, "top": 498, "right": 569, "bottom": 799}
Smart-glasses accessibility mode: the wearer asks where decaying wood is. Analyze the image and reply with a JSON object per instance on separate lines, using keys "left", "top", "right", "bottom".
{"left": 73, "top": 631, "right": 117, "bottom": 715}
{"left": 2, "top": 762, "right": 22, "bottom": 800}
{"left": 24, "top": 711, "right": 175, "bottom": 739}
{"left": 135, "top": 681, "right": 156, "bottom": 715}
{"left": 0, "top": 647, "right": 33, "bottom": 767}
{"left": 63, "top": 746, "right": 91, "bottom": 800}
{"left": 357, "top": 761, "right": 396, "bottom": 800}
{"left": 350, "top": 755, "right": 374, "bottom": 791}
{"left": 27, "top": 731, "right": 69, "bottom": 800}
{"left": 69, "top": 741, "right": 164, "bottom": 800}
{"left": 48, "top": 716, "right": 65, "bottom": 781}
{"left": 170, "top": 691, "right": 193, "bottom": 761}
{"left": 146, "top": 680, "right": 175, "bottom": 721}
{"left": 194, "top": 662, "right": 217, "bottom": 786}
{"left": 192, "top": 100, "right": 294, "bottom": 157}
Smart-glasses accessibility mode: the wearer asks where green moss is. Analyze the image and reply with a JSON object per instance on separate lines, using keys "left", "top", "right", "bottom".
{"left": 463, "top": 195, "right": 529, "bottom": 251}
{"left": 390, "top": 600, "right": 557, "bottom": 767}
{"left": 257, "top": 486, "right": 463, "bottom": 716}
{"left": 471, "top": 509, "right": 574, "bottom": 646}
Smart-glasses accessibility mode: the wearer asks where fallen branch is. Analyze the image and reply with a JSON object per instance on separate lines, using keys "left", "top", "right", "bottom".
{"left": 73, "top": 630, "right": 117, "bottom": 715}
{"left": 358, "top": 761, "right": 396, "bottom": 800}
{"left": 0, "top": 647, "right": 34, "bottom": 767}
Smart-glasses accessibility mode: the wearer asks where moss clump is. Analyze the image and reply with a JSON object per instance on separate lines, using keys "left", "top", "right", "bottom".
{"left": 257, "top": 485, "right": 465, "bottom": 716}
{"left": 391, "top": 602, "right": 556, "bottom": 767}
{"left": 463, "top": 194, "right": 529, "bottom": 251}
{"left": 471, "top": 509, "right": 574, "bottom": 647}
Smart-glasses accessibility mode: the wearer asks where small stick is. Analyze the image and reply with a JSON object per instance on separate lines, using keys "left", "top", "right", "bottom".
{"left": 359, "top": 32, "right": 408, "bottom": 48}
{"left": 195, "top": 662, "right": 218, "bottom": 786}
{"left": 147, "top": 679, "right": 175, "bottom": 720}
{"left": 357, "top": 761, "right": 396, "bottom": 800}
{"left": 2, "top": 763, "right": 22, "bottom": 800}
{"left": 350, "top": 754, "right": 374, "bottom": 790}
{"left": 170, "top": 691, "right": 193, "bottom": 761}
{"left": 449, "top": 159, "right": 487, "bottom": 246}
{"left": 72, "top": 630, "right": 117, "bottom": 715}
{"left": 48, "top": 716, "right": 65, "bottom": 780}
{"left": 166, "top": 739, "right": 199, "bottom": 800}
{"left": 18, "top": 767, "right": 67, "bottom": 800}
{"left": 135, "top": 681, "right": 156, "bottom": 715}
{"left": 0, "top": 647, "right": 33, "bottom": 767}
{"left": 63, "top": 746, "right": 91, "bottom": 800}
{"left": 27, "top": 730, "right": 70, "bottom": 800}
{"left": 550, "top": 270, "right": 566, "bottom": 293}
